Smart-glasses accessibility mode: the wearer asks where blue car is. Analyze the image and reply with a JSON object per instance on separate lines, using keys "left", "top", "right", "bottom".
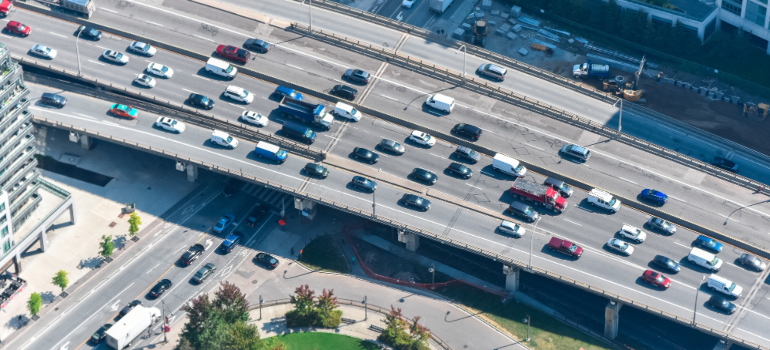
{"left": 213, "top": 214, "right": 235, "bottom": 233}
{"left": 640, "top": 189, "right": 667, "bottom": 206}
{"left": 694, "top": 235, "right": 723, "bottom": 253}
{"left": 274, "top": 86, "right": 303, "bottom": 101}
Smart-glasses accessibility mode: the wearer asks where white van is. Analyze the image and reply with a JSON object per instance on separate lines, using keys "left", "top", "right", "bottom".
{"left": 587, "top": 189, "right": 621, "bottom": 213}
{"left": 492, "top": 153, "right": 526, "bottom": 177}
{"left": 425, "top": 93, "right": 455, "bottom": 113}
{"left": 205, "top": 57, "right": 237, "bottom": 79}
{"left": 688, "top": 248, "right": 722, "bottom": 272}
{"left": 210, "top": 130, "right": 238, "bottom": 149}
{"left": 333, "top": 102, "right": 362, "bottom": 121}
{"left": 707, "top": 275, "right": 743, "bottom": 298}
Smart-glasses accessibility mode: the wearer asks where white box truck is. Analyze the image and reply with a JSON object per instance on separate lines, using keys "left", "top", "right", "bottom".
{"left": 105, "top": 305, "right": 161, "bottom": 349}
{"left": 429, "top": 0, "right": 453, "bottom": 13}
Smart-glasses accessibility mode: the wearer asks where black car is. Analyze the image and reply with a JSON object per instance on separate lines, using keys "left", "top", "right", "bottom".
{"left": 244, "top": 38, "right": 270, "bottom": 53}
{"left": 351, "top": 176, "right": 377, "bottom": 192}
{"left": 707, "top": 295, "right": 737, "bottom": 314}
{"left": 712, "top": 157, "right": 739, "bottom": 173}
{"left": 77, "top": 25, "right": 102, "bottom": 40}
{"left": 90, "top": 324, "right": 112, "bottom": 345}
{"left": 149, "top": 279, "right": 172, "bottom": 298}
{"left": 447, "top": 162, "right": 473, "bottom": 179}
{"left": 411, "top": 168, "right": 437, "bottom": 184}
{"left": 330, "top": 85, "right": 357, "bottom": 100}
{"left": 401, "top": 194, "right": 431, "bottom": 211}
{"left": 344, "top": 69, "right": 370, "bottom": 84}
{"left": 41, "top": 93, "right": 67, "bottom": 108}
{"left": 453, "top": 146, "right": 480, "bottom": 164}
{"left": 304, "top": 163, "right": 329, "bottom": 178}
{"left": 224, "top": 178, "right": 244, "bottom": 198}
{"left": 452, "top": 123, "right": 483, "bottom": 141}
{"left": 179, "top": 244, "right": 205, "bottom": 266}
{"left": 188, "top": 93, "right": 215, "bottom": 109}
{"left": 193, "top": 263, "right": 216, "bottom": 284}
{"left": 507, "top": 201, "right": 538, "bottom": 222}
{"left": 353, "top": 147, "right": 379, "bottom": 164}
{"left": 652, "top": 255, "right": 680, "bottom": 273}
{"left": 379, "top": 139, "right": 405, "bottom": 155}
{"left": 246, "top": 204, "right": 270, "bottom": 228}
{"left": 254, "top": 252, "right": 279, "bottom": 269}
{"left": 119, "top": 300, "right": 142, "bottom": 317}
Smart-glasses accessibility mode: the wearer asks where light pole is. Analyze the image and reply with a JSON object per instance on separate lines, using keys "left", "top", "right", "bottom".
{"left": 162, "top": 300, "right": 167, "bottom": 343}
{"left": 75, "top": 29, "right": 84, "bottom": 76}
{"left": 528, "top": 217, "right": 541, "bottom": 270}
{"left": 372, "top": 191, "right": 376, "bottom": 217}
{"left": 618, "top": 99, "right": 623, "bottom": 134}
{"left": 693, "top": 275, "right": 705, "bottom": 326}
{"left": 259, "top": 295, "right": 263, "bottom": 321}
{"left": 363, "top": 296, "right": 368, "bottom": 321}
{"left": 308, "top": 0, "right": 313, "bottom": 32}
{"left": 525, "top": 315, "right": 531, "bottom": 341}
{"left": 455, "top": 45, "right": 466, "bottom": 78}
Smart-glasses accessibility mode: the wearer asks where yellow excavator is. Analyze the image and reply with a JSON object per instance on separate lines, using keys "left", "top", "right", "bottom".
{"left": 602, "top": 56, "right": 645, "bottom": 101}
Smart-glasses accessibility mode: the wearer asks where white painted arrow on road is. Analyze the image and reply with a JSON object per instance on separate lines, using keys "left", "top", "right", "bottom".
{"left": 111, "top": 300, "right": 121, "bottom": 311}
{"left": 60, "top": 341, "right": 69, "bottom": 350}
{"left": 396, "top": 11, "right": 403, "bottom": 21}
{"left": 204, "top": 239, "right": 213, "bottom": 250}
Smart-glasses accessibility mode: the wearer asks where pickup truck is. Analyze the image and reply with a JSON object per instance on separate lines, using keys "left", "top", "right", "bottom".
{"left": 277, "top": 96, "right": 334, "bottom": 130}
{"left": 510, "top": 178, "right": 567, "bottom": 213}
{"left": 572, "top": 61, "right": 610, "bottom": 79}
{"left": 547, "top": 237, "right": 583, "bottom": 259}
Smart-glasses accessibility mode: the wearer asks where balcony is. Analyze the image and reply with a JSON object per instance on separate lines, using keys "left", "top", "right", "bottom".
{"left": 6, "top": 169, "right": 39, "bottom": 204}
{"left": 9, "top": 180, "right": 39, "bottom": 215}
{"left": 0, "top": 151, "right": 35, "bottom": 186}
{"left": 0, "top": 86, "right": 27, "bottom": 115}
{"left": 0, "top": 99, "right": 30, "bottom": 128}
{"left": 0, "top": 61, "right": 21, "bottom": 89}
{"left": 0, "top": 120, "right": 34, "bottom": 154}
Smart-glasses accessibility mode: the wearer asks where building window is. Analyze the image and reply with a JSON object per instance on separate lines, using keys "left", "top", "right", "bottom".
{"left": 2, "top": 239, "right": 9, "bottom": 253}
{"left": 0, "top": 202, "right": 5, "bottom": 212}
{"left": 722, "top": 0, "right": 743, "bottom": 15}
{"left": 746, "top": 1, "right": 767, "bottom": 26}
{"left": 0, "top": 226, "right": 7, "bottom": 238}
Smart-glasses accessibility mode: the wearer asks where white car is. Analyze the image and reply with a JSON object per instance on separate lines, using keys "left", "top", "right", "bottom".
{"left": 128, "top": 41, "right": 157, "bottom": 57}
{"left": 155, "top": 117, "right": 186, "bottom": 133}
{"left": 224, "top": 86, "right": 254, "bottom": 104}
{"left": 498, "top": 220, "right": 525, "bottom": 237}
{"left": 146, "top": 62, "right": 174, "bottom": 78}
{"left": 402, "top": 0, "right": 416, "bottom": 7}
{"left": 618, "top": 224, "right": 646, "bottom": 243}
{"left": 102, "top": 50, "right": 129, "bottom": 64}
{"left": 241, "top": 110, "right": 269, "bottom": 126}
{"left": 30, "top": 45, "right": 57, "bottom": 59}
{"left": 133, "top": 74, "right": 156, "bottom": 88}
{"left": 607, "top": 238, "right": 634, "bottom": 256}
{"left": 409, "top": 130, "right": 436, "bottom": 147}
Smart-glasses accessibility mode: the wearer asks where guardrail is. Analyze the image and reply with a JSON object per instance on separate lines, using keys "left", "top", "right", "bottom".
{"left": 32, "top": 117, "right": 766, "bottom": 349}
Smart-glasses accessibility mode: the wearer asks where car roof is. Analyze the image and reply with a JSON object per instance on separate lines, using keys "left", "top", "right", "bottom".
{"left": 487, "top": 64, "right": 507, "bottom": 74}
{"left": 567, "top": 144, "right": 589, "bottom": 155}
{"left": 500, "top": 220, "right": 517, "bottom": 229}
{"left": 275, "top": 86, "right": 295, "bottom": 94}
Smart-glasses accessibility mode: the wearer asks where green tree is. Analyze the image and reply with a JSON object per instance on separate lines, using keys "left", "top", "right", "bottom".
{"left": 99, "top": 235, "right": 114, "bottom": 258}
{"left": 128, "top": 212, "right": 142, "bottom": 237}
{"left": 52, "top": 270, "right": 69, "bottom": 293}
{"left": 379, "top": 306, "right": 430, "bottom": 350}
{"left": 316, "top": 288, "right": 342, "bottom": 328}
{"left": 225, "top": 321, "right": 261, "bottom": 350}
{"left": 289, "top": 284, "right": 315, "bottom": 315}
{"left": 214, "top": 281, "right": 250, "bottom": 324}
{"left": 27, "top": 292, "right": 42, "bottom": 317}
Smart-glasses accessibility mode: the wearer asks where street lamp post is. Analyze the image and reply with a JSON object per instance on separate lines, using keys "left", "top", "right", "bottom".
{"left": 693, "top": 275, "right": 705, "bottom": 325}
{"left": 372, "top": 191, "right": 376, "bottom": 217}
{"left": 259, "top": 295, "right": 264, "bottom": 321}
{"left": 525, "top": 315, "right": 531, "bottom": 341}
{"left": 162, "top": 300, "right": 167, "bottom": 343}
{"left": 75, "top": 29, "right": 84, "bottom": 76}
{"left": 363, "top": 296, "right": 368, "bottom": 321}
{"left": 618, "top": 99, "right": 623, "bottom": 134}
{"left": 308, "top": 0, "right": 313, "bottom": 32}
{"left": 528, "top": 217, "right": 540, "bottom": 270}
{"left": 455, "top": 45, "right": 466, "bottom": 78}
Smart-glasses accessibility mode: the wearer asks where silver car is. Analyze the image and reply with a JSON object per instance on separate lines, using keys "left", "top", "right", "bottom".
{"left": 128, "top": 41, "right": 157, "bottom": 56}
{"left": 133, "top": 74, "right": 156, "bottom": 88}
{"left": 647, "top": 217, "right": 676, "bottom": 235}
{"left": 607, "top": 238, "right": 634, "bottom": 256}
{"left": 102, "top": 50, "right": 129, "bottom": 64}
{"left": 737, "top": 253, "right": 767, "bottom": 271}
{"left": 379, "top": 139, "right": 405, "bottom": 155}
{"left": 477, "top": 63, "right": 507, "bottom": 81}
{"left": 30, "top": 45, "right": 57, "bottom": 59}
{"left": 498, "top": 220, "right": 525, "bottom": 237}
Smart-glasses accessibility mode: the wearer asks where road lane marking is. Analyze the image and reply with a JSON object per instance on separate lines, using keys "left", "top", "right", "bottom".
{"left": 49, "top": 32, "right": 67, "bottom": 38}
{"left": 192, "top": 75, "right": 212, "bottom": 82}
{"left": 145, "top": 21, "right": 164, "bottom": 27}
{"left": 94, "top": 45, "right": 108, "bottom": 50}
{"left": 146, "top": 263, "right": 160, "bottom": 274}
{"left": 194, "top": 35, "right": 216, "bottom": 43}
{"left": 563, "top": 219, "right": 582, "bottom": 226}
{"left": 527, "top": 145, "right": 543, "bottom": 151}
{"left": 618, "top": 177, "right": 637, "bottom": 185}
{"left": 99, "top": 7, "right": 117, "bottom": 13}
{"left": 717, "top": 213, "right": 739, "bottom": 222}
{"left": 87, "top": 60, "right": 105, "bottom": 66}
{"left": 227, "top": 103, "right": 245, "bottom": 109}
{"left": 429, "top": 153, "right": 445, "bottom": 159}
{"left": 381, "top": 95, "right": 398, "bottom": 101}
{"left": 286, "top": 64, "right": 303, "bottom": 70}
{"left": 465, "top": 183, "right": 482, "bottom": 190}
{"left": 673, "top": 241, "right": 690, "bottom": 249}
{"left": 182, "top": 88, "right": 196, "bottom": 93}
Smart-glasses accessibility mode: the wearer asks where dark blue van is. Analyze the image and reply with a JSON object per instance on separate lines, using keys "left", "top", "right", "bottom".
{"left": 281, "top": 121, "right": 316, "bottom": 144}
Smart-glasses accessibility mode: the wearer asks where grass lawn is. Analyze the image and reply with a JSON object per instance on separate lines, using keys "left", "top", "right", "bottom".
{"left": 299, "top": 235, "right": 350, "bottom": 273}
{"left": 274, "top": 332, "right": 380, "bottom": 350}
{"left": 438, "top": 284, "right": 613, "bottom": 350}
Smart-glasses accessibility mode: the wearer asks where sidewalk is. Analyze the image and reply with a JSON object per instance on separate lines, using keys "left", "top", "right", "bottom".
{"left": 0, "top": 128, "right": 202, "bottom": 340}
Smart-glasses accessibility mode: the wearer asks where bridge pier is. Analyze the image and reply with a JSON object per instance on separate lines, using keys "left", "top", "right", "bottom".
{"left": 186, "top": 164, "right": 198, "bottom": 182}
{"left": 713, "top": 340, "right": 732, "bottom": 350}
{"left": 503, "top": 265, "right": 519, "bottom": 291}
{"left": 604, "top": 300, "right": 623, "bottom": 339}
{"left": 398, "top": 230, "right": 420, "bottom": 252}
{"left": 79, "top": 134, "right": 92, "bottom": 150}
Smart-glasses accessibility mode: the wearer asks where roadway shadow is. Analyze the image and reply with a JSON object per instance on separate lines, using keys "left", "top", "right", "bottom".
{"left": 203, "top": 139, "right": 236, "bottom": 151}
{"left": 645, "top": 260, "right": 680, "bottom": 274}
{"left": 643, "top": 222, "right": 674, "bottom": 236}
{"left": 196, "top": 67, "right": 235, "bottom": 82}
{"left": 344, "top": 182, "right": 375, "bottom": 194}
{"left": 402, "top": 136, "right": 433, "bottom": 149}
{"left": 678, "top": 257, "right": 718, "bottom": 274}
{"left": 346, "top": 150, "right": 378, "bottom": 165}
{"left": 634, "top": 277, "right": 668, "bottom": 291}
{"left": 575, "top": 198, "right": 615, "bottom": 216}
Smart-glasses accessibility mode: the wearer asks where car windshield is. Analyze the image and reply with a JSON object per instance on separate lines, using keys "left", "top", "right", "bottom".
{"left": 225, "top": 65, "right": 234, "bottom": 73}
{"left": 42, "top": 47, "right": 51, "bottom": 53}
{"left": 628, "top": 229, "right": 640, "bottom": 237}
{"left": 240, "top": 90, "right": 249, "bottom": 98}
{"left": 710, "top": 257, "right": 720, "bottom": 266}
{"left": 608, "top": 198, "right": 617, "bottom": 206}
{"left": 568, "top": 245, "right": 577, "bottom": 252}
{"left": 728, "top": 283, "right": 736, "bottom": 292}
{"left": 116, "top": 53, "right": 123, "bottom": 59}
{"left": 706, "top": 240, "right": 715, "bottom": 247}
{"left": 277, "top": 150, "right": 287, "bottom": 158}
{"left": 226, "top": 136, "right": 233, "bottom": 143}
{"left": 656, "top": 275, "right": 665, "bottom": 283}
{"left": 666, "top": 260, "right": 675, "bottom": 267}
{"left": 413, "top": 197, "right": 423, "bottom": 205}
{"left": 200, "top": 96, "right": 209, "bottom": 103}
{"left": 350, "top": 108, "right": 358, "bottom": 115}
{"left": 170, "top": 120, "right": 177, "bottom": 126}
{"left": 514, "top": 164, "right": 524, "bottom": 173}
{"left": 468, "top": 149, "right": 477, "bottom": 157}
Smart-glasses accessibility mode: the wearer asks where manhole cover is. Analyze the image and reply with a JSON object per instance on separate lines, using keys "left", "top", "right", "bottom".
{"left": 252, "top": 280, "right": 258, "bottom": 284}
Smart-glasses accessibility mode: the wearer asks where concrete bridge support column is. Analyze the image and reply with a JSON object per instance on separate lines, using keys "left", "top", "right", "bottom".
{"left": 399, "top": 231, "right": 420, "bottom": 252}
{"left": 69, "top": 202, "right": 76, "bottom": 225}
{"left": 503, "top": 265, "right": 519, "bottom": 292}
{"left": 80, "top": 135, "right": 92, "bottom": 150}
{"left": 38, "top": 225, "right": 48, "bottom": 252}
{"left": 13, "top": 250, "right": 21, "bottom": 274}
{"left": 604, "top": 300, "right": 623, "bottom": 339}
{"left": 186, "top": 164, "right": 198, "bottom": 182}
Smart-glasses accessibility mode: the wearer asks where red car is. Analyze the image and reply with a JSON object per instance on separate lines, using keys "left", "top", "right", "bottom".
{"left": 641, "top": 270, "right": 671, "bottom": 289}
{"left": 216, "top": 45, "right": 250, "bottom": 64}
{"left": 5, "top": 21, "right": 30, "bottom": 36}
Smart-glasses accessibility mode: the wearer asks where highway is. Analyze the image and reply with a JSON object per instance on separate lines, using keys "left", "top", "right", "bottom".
{"left": 25, "top": 73, "right": 770, "bottom": 347}
{"left": 3, "top": 0, "right": 770, "bottom": 346}
{"left": 6, "top": 4, "right": 770, "bottom": 259}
